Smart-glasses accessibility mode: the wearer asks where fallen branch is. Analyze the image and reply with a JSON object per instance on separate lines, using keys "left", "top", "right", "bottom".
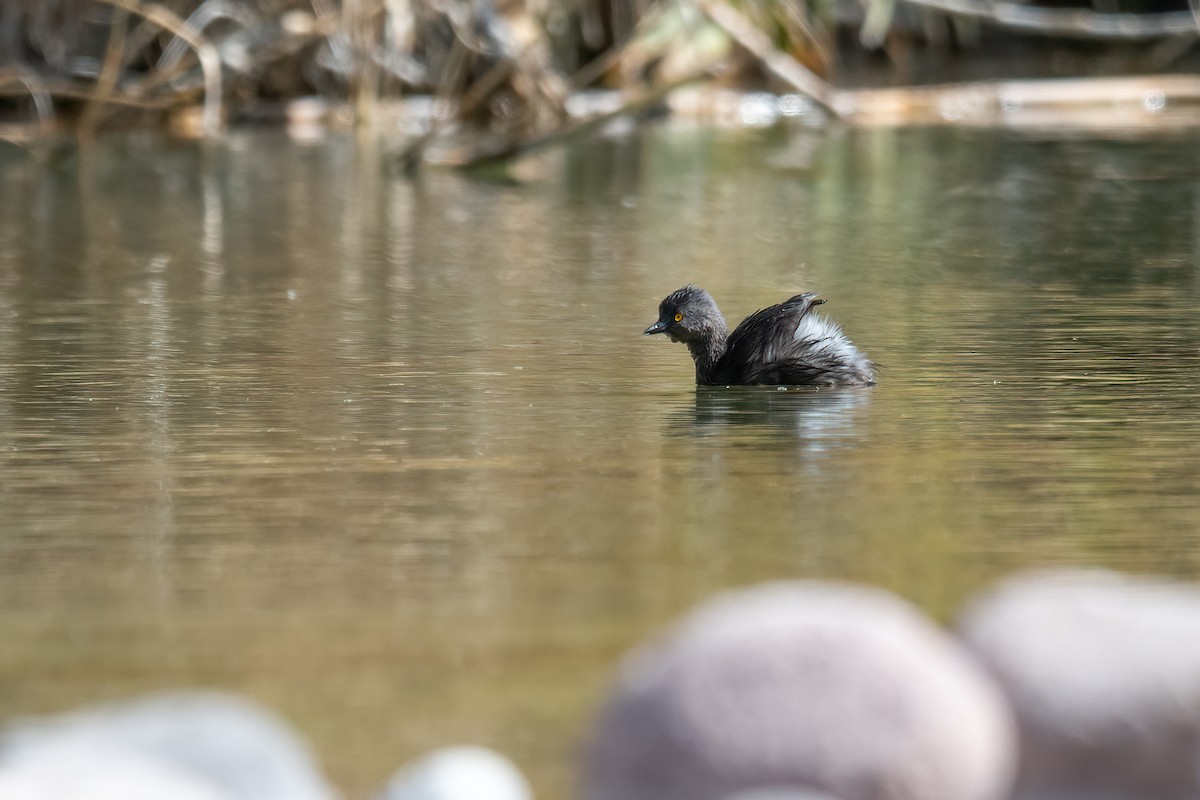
{"left": 432, "top": 68, "right": 712, "bottom": 169}
{"left": 0, "top": 81, "right": 171, "bottom": 109}
{"left": 835, "top": 73, "right": 1200, "bottom": 125}
{"left": 901, "top": 0, "right": 1200, "bottom": 40}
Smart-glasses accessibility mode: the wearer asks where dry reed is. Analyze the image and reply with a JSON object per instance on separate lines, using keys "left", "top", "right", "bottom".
{"left": 1, "top": 0, "right": 1197, "bottom": 159}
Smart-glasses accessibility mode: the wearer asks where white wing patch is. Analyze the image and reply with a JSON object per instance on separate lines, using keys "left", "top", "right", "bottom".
{"left": 762, "top": 312, "right": 841, "bottom": 366}
{"left": 790, "top": 313, "right": 848, "bottom": 359}
{"left": 793, "top": 313, "right": 833, "bottom": 346}
{"left": 790, "top": 312, "right": 874, "bottom": 380}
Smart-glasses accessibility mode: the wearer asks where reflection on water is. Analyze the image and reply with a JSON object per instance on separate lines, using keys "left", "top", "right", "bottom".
{"left": 4, "top": 125, "right": 1200, "bottom": 797}
{"left": 670, "top": 387, "right": 871, "bottom": 456}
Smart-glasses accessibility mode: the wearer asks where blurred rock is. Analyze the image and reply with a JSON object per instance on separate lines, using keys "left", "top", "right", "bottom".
{"left": 958, "top": 568, "right": 1200, "bottom": 800}
{"left": 378, "top": 745, "right": 533, "bottom": 800}
{"left": 0, "top": 741, "right": 228, "bottom": 800}
{"left": 582, "top": 581, "right": 1016, "bottom": 800}
{"left": 722, "top": 789, "right": 845, "bottom": 800}
{"left": 0, "top": 691, "right": 335, "bottom": 800}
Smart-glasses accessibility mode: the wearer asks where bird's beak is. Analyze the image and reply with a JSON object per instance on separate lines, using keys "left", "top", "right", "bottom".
{"left": 643, "top": 319, "right": 670, "bottom": 336}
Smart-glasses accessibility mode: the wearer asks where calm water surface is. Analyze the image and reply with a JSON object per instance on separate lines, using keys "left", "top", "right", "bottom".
{"left": 3, "top": 123, "right": 1200, "bottom": 796}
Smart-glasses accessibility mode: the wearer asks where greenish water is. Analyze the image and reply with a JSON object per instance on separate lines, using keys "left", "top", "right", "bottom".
{"left": 3, "top": 124, "right": 1200, "bottom": 796}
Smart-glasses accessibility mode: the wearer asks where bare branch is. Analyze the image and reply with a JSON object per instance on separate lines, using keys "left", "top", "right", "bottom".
{"left": 900, "top": 0, "right": 1200, "bottom": 40}
{"left": 0, "top": 66, "right": 57, "bottom": 126}
{"left": 91, "top": 0, "right": 224, "bottom": 136}
{"left": 80, "top": 7, "right": 129, "bottom": 134}
{"left": 158, "top": 0, "right": 260, "bottom": 71}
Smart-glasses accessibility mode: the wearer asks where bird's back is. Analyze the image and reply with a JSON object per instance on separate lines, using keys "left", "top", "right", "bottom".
{"left": 713, "top": 293, "right": 875, "bottom": 387}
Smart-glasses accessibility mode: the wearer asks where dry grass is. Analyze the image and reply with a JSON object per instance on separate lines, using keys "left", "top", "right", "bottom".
{"left": 2, "top": 0, "right": 1197, "bottom": 158}
{"left": 0, "top": 1, "right": 665, "bottom": 135}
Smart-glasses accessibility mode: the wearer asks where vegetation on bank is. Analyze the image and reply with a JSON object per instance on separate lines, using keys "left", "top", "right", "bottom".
{"left": 2, "top": 0, "right": 1199, "bottom": 157}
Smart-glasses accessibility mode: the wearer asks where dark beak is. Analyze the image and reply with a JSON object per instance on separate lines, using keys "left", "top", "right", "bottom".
{"left": 643, "top": 319, "right": 670, "bottom": 336}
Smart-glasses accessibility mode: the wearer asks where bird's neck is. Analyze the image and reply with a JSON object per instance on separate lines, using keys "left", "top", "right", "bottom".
{"left": 688, "top": 332, "right": 728, "bottom": 384}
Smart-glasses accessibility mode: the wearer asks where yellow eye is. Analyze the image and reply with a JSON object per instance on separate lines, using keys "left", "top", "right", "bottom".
{"left": 674, "top": 312, "right": 683, "bottom": 322}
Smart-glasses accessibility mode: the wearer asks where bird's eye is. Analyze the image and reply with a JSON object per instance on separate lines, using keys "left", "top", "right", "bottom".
{"left": 674, "top": 312, "right": 683, "bottom": 322}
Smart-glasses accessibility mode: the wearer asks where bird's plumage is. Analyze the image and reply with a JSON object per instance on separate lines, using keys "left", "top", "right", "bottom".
{"left": 644, "top": 285, "right": 875, "bottom": 387}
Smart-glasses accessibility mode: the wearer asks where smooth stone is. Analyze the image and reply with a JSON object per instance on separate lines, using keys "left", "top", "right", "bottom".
{"left": 0, "top": 741, "right": 228, "bottom": 800}
{"left": 958, "top": 568, "right": 1200, "bottom": 800}
{"left": 722, "top": 789, "right": 845, "bottom": 800}
{"left": 582, "top": 581, "right": 1016, "bottom": 800}
{"left": 377, "top": 745, "right": 533, "bottom": 800}
{"left": 0, "top": 691, "right": 335, "bottom": 800}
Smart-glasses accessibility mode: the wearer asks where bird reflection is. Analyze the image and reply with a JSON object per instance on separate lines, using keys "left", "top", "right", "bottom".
{"left": 667, "top": 386, "right": 872, "bottom": 453}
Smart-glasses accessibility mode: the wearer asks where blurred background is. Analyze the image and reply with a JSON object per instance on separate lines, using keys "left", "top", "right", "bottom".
{"left": 3, "top": 2, "right": 1200, "bottom": 799}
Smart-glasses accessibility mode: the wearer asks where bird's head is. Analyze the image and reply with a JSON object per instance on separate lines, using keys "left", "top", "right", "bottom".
{"left": 643, "top": 285, "right": 726, "bottom": 345}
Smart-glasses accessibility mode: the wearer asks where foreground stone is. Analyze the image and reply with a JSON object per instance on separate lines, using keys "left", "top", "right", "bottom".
{"left": 583, "top": 581, "right": 1016, "bottom": 800}
{"left": 959, "top": 568, "right": 1200, "bottom": 800}
{"left": 0, "top": 741, "right": 228, "bottom": 800}
{"left": 0, "top": 691, "right": 336, "bottom": 800}
{"left": 378, "top": 745, "right": 533, "bottom": 800}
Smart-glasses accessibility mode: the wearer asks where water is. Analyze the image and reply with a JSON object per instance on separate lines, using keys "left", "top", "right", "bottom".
{"left": 3, "top": 123, "right": 1200, "bottom": 796}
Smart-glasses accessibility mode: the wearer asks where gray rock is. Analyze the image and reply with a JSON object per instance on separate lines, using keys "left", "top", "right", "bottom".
{"left": 722, "top": 789, "right": 845, "bottom": 800}
{"left": 583, "top": 581, "right": 1016, "bottom": 800}
{"left": 378, "top": 745, "right": 533, "bottom": 800}
{"left": 0, "top": 691, "right": 336, "bottom": 800}
{"left": 958, "top": 568, "right": 1200, "bottom": 800}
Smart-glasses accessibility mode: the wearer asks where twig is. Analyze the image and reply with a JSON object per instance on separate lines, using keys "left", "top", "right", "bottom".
{"left": 0, "top": 79, "right": 170, "bottom": 109}
{"left": 92, "top": 0, "right": 224, "bottom": 136}
{"left": 773, "top": 2, "right": 836, "bottom": 77}
{"left": 568, "top": 0, "right": 672, "bottom": 89}
{"left": 80, "top": 7, "right": 129, "bottom": 134}
{"left": 0, "top": 66, "right": 57, "bottom": 128}
{"left": 458, "top": 59, "right": 515, "bottom": 116}
{"left": 900, "top": 0, "right": 1200, "bottom": 40}
{"left": 158, "top": 0, "right": 259, "bottom": 71}
{"left": 696, "top": 0, "right": 841, "bottom": 118}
